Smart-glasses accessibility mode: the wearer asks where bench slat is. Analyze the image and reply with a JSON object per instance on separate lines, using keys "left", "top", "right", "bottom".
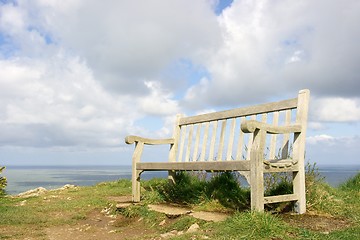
{"left": 264, "top": 194, "right": 298, "bottom": 204}
{"left": 226, "top": 118, "right": 237, "bottom": 160}
{"left": 236, "top": 116, "right": 245, "bottom": 160}
{"left": 185, "top": 124, "right": 194, "bottom": 162}
{"left": 178, "top": 125, "right": 187, "bottom": 162}
{"left": 209, "top": 121, "right": 218, "bottom": 161}
{"left": 282, "top": 110, "right": 291, "bottom": 158}
{"left": 200, "top": 122, "right": 210, "bottom": 161}
{"left": 137, "top": 160, "right": 251, "bottom": 171}
{"left": 269, "top": 111, "right": 279, "bottom": 159}
{"left": 217, "top": 120, "right": 227, "bottom": 161}
{"left": 192, "top": 124, "right": 201, "bottom": 162}
{"left": 246, "top": 115, "right": 256, "bottom": 159}
{"left": 180, "top": 98, "right": 298, "bottom": 125}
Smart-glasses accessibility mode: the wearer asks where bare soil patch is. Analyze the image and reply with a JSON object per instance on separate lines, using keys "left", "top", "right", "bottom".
{"left": 46, "top": 209, "right": 157, "bottom": 240}
{"left": 280, "top": 211, "right": 352, "bottom": 233}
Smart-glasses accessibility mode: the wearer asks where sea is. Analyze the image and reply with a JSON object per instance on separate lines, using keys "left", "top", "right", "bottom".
{"left": 1, "top": 164, "right": 360, "bottom": 195}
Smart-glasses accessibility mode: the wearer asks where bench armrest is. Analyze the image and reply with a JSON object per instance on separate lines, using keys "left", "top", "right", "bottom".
{"left": 125, "top": 135, "right": 175, "bottom": 145}
{"left": 241, "top": 120, "right": 302, "bottom": 134}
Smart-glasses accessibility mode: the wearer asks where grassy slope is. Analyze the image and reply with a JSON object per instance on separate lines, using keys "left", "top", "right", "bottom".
{"left": 0, "top": 173, "right": 359, "bottom": 240}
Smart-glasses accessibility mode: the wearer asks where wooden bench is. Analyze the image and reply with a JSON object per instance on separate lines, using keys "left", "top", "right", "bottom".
{"left": 125, "top": 89, "right": 310, "bottom": 213}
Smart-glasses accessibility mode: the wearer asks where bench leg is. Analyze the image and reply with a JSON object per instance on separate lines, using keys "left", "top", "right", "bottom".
{"left": 293, "top": 169, "right": 306, "bottom": 214}
{"left": 250, "top": 150, "right": 264, "bottom": 212}
{"left": 132, "top": 169, "right": 142, "bottom": 202}
{"left": 168, "top": 170, "right": 176, "bottom": 184}
{"left": 131, "top": 142, "right": 144, "bottom": 203}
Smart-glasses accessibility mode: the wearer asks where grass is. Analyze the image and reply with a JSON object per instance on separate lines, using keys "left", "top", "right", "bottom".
{"left": 0, "top": 169, "right": 359, "bottom": 239}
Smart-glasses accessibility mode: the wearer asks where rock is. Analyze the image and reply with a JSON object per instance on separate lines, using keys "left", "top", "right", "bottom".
{"left": 160, "top": 230, "right": 182, "bottom": 238}
{"left": 148, "top": 204, "right": 192, "bottom": 218}
{"left": 115, "top": 203, "right": 132, "bottom": 209}
{"left": 54, "top": 184, "right": 77, "bottom": 191}
{"left": 17, "top": 187, "right": 47, "bottom": 198}
{"left": 190, "top": 211, "right": 229, "bottom": 222}
{"left": 159, "top": 220, "right": 166, "bottom": 226}
{"left": 15, "top": 200, "right": 27, "bottom": 206}
{"left": 16, "top": 184, "right": 77, "bottom": 198}
{"left": 187, "top": 223, "right": 200, "bottom": 233}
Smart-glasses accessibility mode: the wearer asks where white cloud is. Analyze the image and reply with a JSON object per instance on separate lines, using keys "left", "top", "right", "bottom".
{"left": 1, "top": 0, "right": 360, "bottom": 167}
{"left": 311, "top": 97, "right": 360, "bottom": 122}
{"left": 139, "top": 81, "right": 180, "bottom": 116}
{"left": 0, "top": 56, "right": 138, "bottom": 149}
{"left": 307, "top": 134, "right": 335, "bottom": 145}
{"left": 185, "top": 0, "right": 360, "bottom": 107}
{"left": 307, "top": 134, "right": 359, "bottom": 148}
{"left": 18, "top": 0, "right": 221, "bottom": 94}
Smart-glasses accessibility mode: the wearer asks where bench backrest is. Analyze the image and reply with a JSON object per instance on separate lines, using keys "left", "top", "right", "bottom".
{"left": 170, "top": 89, "right": 310, "bottom": 164}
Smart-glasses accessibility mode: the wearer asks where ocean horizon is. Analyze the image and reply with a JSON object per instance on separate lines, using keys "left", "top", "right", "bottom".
{"left": 2, "top": 164, "right": 360, "bottom": 195}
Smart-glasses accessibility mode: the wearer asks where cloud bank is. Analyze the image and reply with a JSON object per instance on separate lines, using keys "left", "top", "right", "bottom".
{"left": 0, "top": 0, "right": 359, "bottom": 160}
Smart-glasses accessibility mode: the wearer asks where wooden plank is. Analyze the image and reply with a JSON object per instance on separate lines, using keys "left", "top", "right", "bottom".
{"left": 125, "top": 136, "right": 174, "bottom": 145}
{"left": 264, "top": 194, "right": 298, "bottom": 204}
{"left": 131, "top": 141, "right": 144, "bottom": 202}
{"left": 192, "top": 124, "right": 201, "bottom": 162}
{"left": 169, "top": 114, "right": 182, "bottom": 162}
{"left": 209, "top": 121, "right": 218, "bottom": 161}
{"left": 137, "top": 160, "right": 251, "bottom": 171}
{"left": 226, "top": 118, "right": 236, "bottom": 160}
{"left": 200, "top": 122, "right": 210, "bottom": 162}
{"left": 292, "top": 89, "right": 310, "bottom": 214}
{"left": 281, "top": 110, "right": 291, "bottom": 159}
{"left": 178, "top": 125, "right": 187, "bottom": 162}
{"left": 180, "top": 98, "right": 298, "bottom": 125}
{"left": 185, "top": 124, "right": 194, "bottom": 162}
{"left": 269, "top": 112, "right": 279, "bottom": 159}
{"left": 249, "top": 117, "right": 266, "bottom": 211}
{"left": 241, "top": 120, "right": 302, "bottom": 134}
{"left": 217, "top": 120, "right": 227, "bottom": 161}
{"left": 264, "top": 165, "right": 298, "bottom": 173}
{"left": 236, "top": 116, "right": 245, "bottom": 160}
{"left": 246, "top": 115, "right": 256, "bottom": 160}
{"left": 168, "top": 114, "right": 183, "bottom": 183}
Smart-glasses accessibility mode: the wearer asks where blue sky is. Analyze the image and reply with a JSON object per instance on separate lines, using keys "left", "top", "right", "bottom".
{"left": 0, "top": 0, "right": 360, "bottom": 166}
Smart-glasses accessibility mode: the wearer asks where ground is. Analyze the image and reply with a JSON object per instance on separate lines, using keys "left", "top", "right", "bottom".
{"left": 31, "top": 197, "right": 355, "bottom": 239}
{"left": 1, "top": 181, "right": 358, "bottom": 240}
{"left": 42, "top": 203, "right": 352, "bottom": 240}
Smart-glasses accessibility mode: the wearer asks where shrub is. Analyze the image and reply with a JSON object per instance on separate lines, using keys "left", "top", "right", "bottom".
{"left": 205, "top": 172, "right": 250, "bottom": 210}
{"left": 159, "top": 171, "right": 207, "bottom": 204}
{"left": 340, "top": 172, "right": 360, "bottom": 191}
{"left": 0, "top": 166, "right": 7, "bottom": 196}
{"left": 157, "top": 171, "right": 250, "bottom": 209}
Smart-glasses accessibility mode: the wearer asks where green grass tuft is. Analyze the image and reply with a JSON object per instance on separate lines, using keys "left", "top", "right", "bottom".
{"left": 339, "top": 172, "right": 360, "bottom": 191}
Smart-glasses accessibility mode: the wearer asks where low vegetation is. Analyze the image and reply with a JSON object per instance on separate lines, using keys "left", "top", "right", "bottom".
{"left": 0, "top": 164, "right": 359, "bottom": 239}
{"left": 0, "top": 166, "right": 7, "bottom": 196}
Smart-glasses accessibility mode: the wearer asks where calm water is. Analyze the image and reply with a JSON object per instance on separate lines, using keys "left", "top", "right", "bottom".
{"left": 1, "top": 164, "right": 359, "bottom": 195}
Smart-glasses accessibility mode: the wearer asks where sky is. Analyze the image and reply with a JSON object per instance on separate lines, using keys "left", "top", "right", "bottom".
{"left": 0, "top": 0, "right": 359, "bottom": 166}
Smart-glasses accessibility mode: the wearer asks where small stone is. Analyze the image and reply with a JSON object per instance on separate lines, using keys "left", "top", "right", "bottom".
{"left": 16, "top": 200, "right": 27, "bottom": 206}
{"left": 159, "top": 220, "right": 166, "bottom": 226}
{"left": 17, "top": 187, "right": 47, "bottom": 198}
{"left": 116, "top": 203, "right": 132, "bottom": 209}
{"left": 160, "top": 231, "right": 177, "bottom": 238}
{"left": 187, "top": 223, "right": 200, "bottom": 233}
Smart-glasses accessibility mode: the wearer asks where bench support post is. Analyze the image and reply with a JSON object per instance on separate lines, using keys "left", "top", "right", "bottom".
{"left": 250, "top": 129, "right": 265, "bottom": 212}
{"left": 132, "top": 142, "right": 144, "bottom": 202}
{"left": 292, "top": 89, "right": 309, "bottom": 214}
